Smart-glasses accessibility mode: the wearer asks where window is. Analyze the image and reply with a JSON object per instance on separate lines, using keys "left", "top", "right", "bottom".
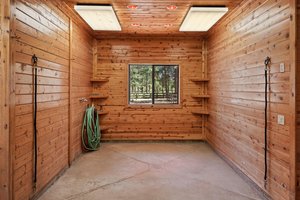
{"left": 129, "top": 64, "right": 179, "bottom": 105}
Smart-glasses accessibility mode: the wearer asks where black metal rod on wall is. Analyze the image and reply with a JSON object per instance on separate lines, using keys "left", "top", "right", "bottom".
{"left": 152, "top": 65, "right": 155, "bottom": 104}
{"left": 32, "top": 54, "right": 38, "bottom": 191}
{"left": 264, "top": 56, "right": 271, "bottom": 187}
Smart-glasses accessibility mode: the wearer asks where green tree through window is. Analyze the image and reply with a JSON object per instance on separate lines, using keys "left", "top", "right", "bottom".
{"left": 129, "top": 65, "right": 179, "bottom": 104}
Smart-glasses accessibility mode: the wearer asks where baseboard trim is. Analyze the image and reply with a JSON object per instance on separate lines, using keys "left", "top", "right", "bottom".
{"left": 101, "top": 140, "right": 206, "bottom": 143}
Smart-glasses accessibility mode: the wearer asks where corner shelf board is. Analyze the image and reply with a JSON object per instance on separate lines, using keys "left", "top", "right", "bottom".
{"left": 192, "top": 110, "right": 209, "bottom": 115}
{"left": 191, "top": 94, "right": 210, "bottom": 98}
{"left": 190, "top": 78, "right": 209, "bottom": 82}
{"left": 91, "top": 78, "right": 109, "bottom": 82}
{"left": 98, "top": 111, "right": 109, "bottom": 115}
{"left": 90, "top": 94, "right": 108, "bottom": 99}
{"left": 100, "top": 125, "right": 113, "bottom": 131}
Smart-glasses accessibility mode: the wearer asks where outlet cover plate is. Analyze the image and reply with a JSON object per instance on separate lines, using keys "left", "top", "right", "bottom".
{"left": 278, "top": 115, "right": 285, "bottom": 125}
{"left": 279, "top": 63, "right": 285, "bottom": 73}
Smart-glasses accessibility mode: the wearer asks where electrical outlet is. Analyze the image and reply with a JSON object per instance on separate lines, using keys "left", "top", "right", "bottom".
{"left": 277, "top": 115, "right": 285, "bottom": 125}
{"left": 279, "top": 63, "right": 285, "bottom": 73}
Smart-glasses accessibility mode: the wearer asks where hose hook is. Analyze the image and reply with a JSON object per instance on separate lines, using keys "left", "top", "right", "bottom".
{"left": 264, "top": 57, "right": 271, "bottom": 69}
{"left": 32, "top": 54, "right": 38, "bottom": 67}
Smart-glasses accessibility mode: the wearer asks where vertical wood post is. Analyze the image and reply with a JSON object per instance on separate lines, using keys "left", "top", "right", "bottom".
{"left": 289, "top": 0, "right": 297, "bottom": 199}
{"left": 9, "top": 0, "right": 16, "bottom": 198}
{"left": 93, "top": 39, "right": 98, "bottom": 79}
{"left": 0, "top": 0, "right": 11, "bottom": 198}
{"left": 201, "top": 39, "right": 208, "bottom": 138}
{"left": 68, "top": 19, "right": 73, "bottom": 165}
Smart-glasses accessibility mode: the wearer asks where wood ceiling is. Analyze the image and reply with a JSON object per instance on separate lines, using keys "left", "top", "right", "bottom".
{"left": 64, "top": 0, "right": 244, "bottom": 37}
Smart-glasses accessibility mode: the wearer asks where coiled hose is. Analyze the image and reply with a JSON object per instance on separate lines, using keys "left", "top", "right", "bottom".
{"left": 81, "top": 106, "right": 101, "bottom": 151}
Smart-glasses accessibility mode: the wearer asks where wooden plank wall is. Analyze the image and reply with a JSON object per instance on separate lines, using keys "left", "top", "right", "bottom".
{"left": 207, "top": 0, "right": 295, "bottom": 199}
{"left": 10, "top": 0, "right": 93, "bottom": 199}
{"left": 69, "top": 21, "right": 93, "bottom": 162}
{"left": 0, "top": 0, "right": 11, "bottom": 199}
{"left": 13, "top": 0, "right": 70, "bottom": 198}
{"left": 297, "top": 0, "right": 300, "bottom": 197}
{"left": 94, "top": 37, "right": 207, "bottom": 140}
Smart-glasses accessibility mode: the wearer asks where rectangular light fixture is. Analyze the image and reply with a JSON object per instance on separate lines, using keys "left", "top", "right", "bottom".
{"left": 74, "top": 5, "right": 121, "bottom": 31}
{"left": 180, "top": 7, "right": 228, "bottom": 32}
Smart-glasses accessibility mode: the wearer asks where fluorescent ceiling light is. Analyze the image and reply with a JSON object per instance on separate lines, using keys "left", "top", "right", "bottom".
{"left": 74, "top": 5, "right": 121, "bottom": 31}
{"left": 180, "top": 7, "right": 228, "bottom": 32}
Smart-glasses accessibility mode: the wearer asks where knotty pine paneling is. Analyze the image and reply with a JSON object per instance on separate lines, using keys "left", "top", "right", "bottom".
{"left": 12, "top": 0, "right": 94, "bottom": 198}
{"left": 69, "top": 21, "right": 93, "bottom": 162}
{"left": 13, "top": 0, "right": 70, "bottom": 199}
{"left": 207, "top": 0, "right": 295, "bottom": 199}
{"left": 94, "top": 37, "right": 207, "bottom": 140}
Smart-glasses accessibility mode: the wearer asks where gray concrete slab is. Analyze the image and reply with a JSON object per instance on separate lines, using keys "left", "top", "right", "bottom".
{"left": 38, "top": 142, "right": 262, "bottom": 200}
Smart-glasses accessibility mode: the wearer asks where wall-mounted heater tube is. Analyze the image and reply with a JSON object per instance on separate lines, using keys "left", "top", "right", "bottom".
{"left": 264, "top": 56, "right": 271, "bottom": 187}
{"left": 32, "top": 54, "right": 38, "bottom": 191}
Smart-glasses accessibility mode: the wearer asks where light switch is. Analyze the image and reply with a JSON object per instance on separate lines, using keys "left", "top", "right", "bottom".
{"left": 277, "top": 115, "right": 285, "bottom": 125}
{"left": 279, "top": 63, "right": 285, "bottom": 73}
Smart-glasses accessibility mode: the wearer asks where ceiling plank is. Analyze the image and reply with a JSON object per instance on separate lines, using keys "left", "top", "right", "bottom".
{"left": 63, "top": 0, "right": 244, "bottom": 36}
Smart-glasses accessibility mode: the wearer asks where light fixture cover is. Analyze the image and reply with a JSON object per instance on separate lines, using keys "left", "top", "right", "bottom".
{"left": 74, "top": 5, "right": 121, "bottom": 31}
{"left": 180, "top": 7, "right": 228, "bottom": 32}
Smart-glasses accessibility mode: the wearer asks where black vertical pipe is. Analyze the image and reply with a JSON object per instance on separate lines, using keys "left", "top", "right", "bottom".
{"left": 264, "top": 57, "right": 270, "bottom": 186}
{"left": 128, "top": 65, "right": 131, "bottom": 104}
{"left": 152, "top": 65, "right": 155, "bottom": 104}
{"left": 32, "top": 54, "right": 38, "bottom": 190}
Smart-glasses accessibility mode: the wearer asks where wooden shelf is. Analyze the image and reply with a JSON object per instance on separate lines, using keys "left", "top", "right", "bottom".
{"left": 191, "top": 110, "right": 209, "bottom": 115}
{"left": 191, "top": 94, "right": 210, "bottom": 98}
{"left": 91, "top": 78, "right": 109, "bottom": 82}
{"left": 190, "top": 78, "right": 209, "bottom": 82}
{"left": 97, "top": 111, "right": 109, "bottom": 115}
{"left": 100, "top": 125, "right": 113, "bottom": 131}
{"left": 90, "top": 94, "right": 108, "bottom": 99}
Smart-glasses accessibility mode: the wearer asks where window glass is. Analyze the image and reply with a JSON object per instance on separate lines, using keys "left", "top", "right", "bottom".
{"left": 129, "top": 64, "right": 179, "bottom": 105}
{"left": 154, "top": 65, "right": 179, "bottom": 104}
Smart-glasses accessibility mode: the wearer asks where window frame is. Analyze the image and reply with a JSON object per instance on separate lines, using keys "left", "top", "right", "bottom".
{"left": 127, "top": 64, "right": 180, "bottom": 107}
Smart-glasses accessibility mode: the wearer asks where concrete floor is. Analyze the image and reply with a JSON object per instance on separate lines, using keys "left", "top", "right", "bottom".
{"left": 39, "top": 142, "right": 263, "bottom": 200}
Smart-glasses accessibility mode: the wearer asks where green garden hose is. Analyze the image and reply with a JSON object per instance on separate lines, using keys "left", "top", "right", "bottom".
{"left": 81, "top": 106, "right": 101, "bottom": 151}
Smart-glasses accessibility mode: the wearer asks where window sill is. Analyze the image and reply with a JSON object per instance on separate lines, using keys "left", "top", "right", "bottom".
{"left": 125, "top": 104, "right": 183, "bottom": 110}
